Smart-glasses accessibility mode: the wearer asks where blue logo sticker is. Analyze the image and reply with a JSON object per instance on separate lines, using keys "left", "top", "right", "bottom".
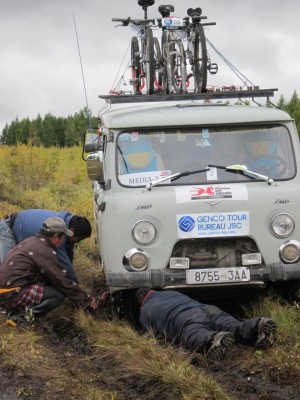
{"left": 164, "top": 18, "right": 173, "bottom": 26}
{"left": 119, "top": 133, "right": 131, "bottom": 141}
{"left": 178, "top": 216, "right": 195, "bottom": 232}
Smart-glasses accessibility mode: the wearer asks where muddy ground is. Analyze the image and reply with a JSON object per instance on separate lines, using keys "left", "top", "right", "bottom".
{"left": 0, "top": 310, "right": 299, "bottom": 400}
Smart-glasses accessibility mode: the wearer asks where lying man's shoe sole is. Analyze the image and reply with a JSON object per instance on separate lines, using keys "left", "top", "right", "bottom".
{"left": 255, "top": 317, "right": 277, "bottom": 350}
{"left": 207, "top": 332, "right": 235, "bottom": 361}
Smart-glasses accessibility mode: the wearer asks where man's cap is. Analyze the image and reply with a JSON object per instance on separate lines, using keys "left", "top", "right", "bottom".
{"left": 43, "top": 217, "right": 73, "bottom": 237}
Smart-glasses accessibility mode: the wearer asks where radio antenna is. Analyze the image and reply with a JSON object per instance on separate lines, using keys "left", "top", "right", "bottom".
{"left": 73, "top": 13, "right": 92, "bottom": 130}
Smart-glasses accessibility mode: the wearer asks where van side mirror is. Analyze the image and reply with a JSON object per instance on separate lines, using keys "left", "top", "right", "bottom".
{"left": 86, "top": 153, "right": 104, "bottom": 182}
{"left": 84, "top": 143, "right": 101, "bottom": 153}
{"left": 82, "top": 128, "right": 102, "bottom": 161}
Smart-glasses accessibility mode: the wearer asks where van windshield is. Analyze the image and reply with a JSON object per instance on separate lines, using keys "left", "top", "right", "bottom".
{"left": 116, "top": 126, "right": 295, "bottom": 187}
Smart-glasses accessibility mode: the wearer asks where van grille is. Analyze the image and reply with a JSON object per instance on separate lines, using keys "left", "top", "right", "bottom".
{"left": 170, "top": 238, "right": 261, "bottom": 269}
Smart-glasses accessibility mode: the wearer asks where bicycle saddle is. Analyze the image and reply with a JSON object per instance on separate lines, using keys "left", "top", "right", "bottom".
{"left": 187, "top": 8, "right": 202, "bottom": 17}
{"left": 158, "top": 4, "right": 175, "bottom": 18}
{"left": 138, "top": 0, "right": 155, "bottom": 7}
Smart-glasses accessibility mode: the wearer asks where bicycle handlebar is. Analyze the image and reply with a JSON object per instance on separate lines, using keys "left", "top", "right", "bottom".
{"left": 112, "top": 16, "right": 216, "bottom": 28}
{"left": 112, "top": 17, "right": 155, "bottom": 26}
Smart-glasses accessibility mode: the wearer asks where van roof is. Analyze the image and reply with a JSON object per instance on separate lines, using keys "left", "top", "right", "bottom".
{"left": 100, "top": 102, "right": 292, "bottom": 129}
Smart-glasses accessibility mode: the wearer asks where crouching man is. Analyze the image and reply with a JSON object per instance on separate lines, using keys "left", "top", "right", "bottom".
{"left": 0, "top": 217, "right": 97, "bottom": 327}
{"left": 136, "top": 289, "right": 277, "bottom": 361}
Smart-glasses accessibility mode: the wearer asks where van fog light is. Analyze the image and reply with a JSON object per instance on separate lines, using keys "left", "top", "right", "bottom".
{"left": 123, "top": 248, "right": 149, "bottom": 271}
{"left": 132, "top": 220, "right": 156, "bottom": 244}
{"left": 279, "top": 240, "right": 300, "bottom": 263}
{"left": 170, "top": 257, "right": 190, "bottom": 269}
{"left": 242, "top": 253, "right": 262, "bottom": 266}
{"left": 270, "top": 213, "right": 294, "bottom": 238}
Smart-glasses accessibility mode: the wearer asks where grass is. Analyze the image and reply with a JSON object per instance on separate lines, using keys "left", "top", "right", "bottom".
{"left": 0, "top": 144, "right": 299, "bottom": 399}
{"left": 75, "top": 312, "right": 232, "bottom": 400}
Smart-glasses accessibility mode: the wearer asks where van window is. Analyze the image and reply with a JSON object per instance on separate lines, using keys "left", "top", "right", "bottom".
{"left": 116, "top": 126, "right": 295, "bottom": 186}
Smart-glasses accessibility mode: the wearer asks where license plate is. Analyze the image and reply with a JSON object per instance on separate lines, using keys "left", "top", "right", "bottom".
{"left": 186, "top": 268, "right": 250, "bottom": 285}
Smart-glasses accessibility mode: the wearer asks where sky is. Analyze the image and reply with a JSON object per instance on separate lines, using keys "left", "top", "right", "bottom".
{"left": 0, "top": 0, "right": 299, "bottom": 132}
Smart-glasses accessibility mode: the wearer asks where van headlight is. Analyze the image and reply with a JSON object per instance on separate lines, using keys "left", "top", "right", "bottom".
{"left": 132, "top": 220, "right": 156, "bottom": 245}
{"left": 123, "top": 248, "right": 150, "bottom": 271}
{"left": 270, "top": 213, "right": 294, "bottom": 238}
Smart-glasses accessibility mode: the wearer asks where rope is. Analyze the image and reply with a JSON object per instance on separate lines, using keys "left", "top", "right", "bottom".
{"left": 110, "top": 40, "right": 131, "bottom": 93}
{"left": 206, "top": 37, "right": 255, "bottom": 88}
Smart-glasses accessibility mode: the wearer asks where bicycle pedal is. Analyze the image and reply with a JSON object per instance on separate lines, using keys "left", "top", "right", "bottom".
{"left": 209, "top": 63, "right": 218, "bottom": 74}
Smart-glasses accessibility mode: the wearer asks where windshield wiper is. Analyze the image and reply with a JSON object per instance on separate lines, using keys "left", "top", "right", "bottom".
{"left": 146, "top": 167, "right": 210, "bottom": 190}
{"left": 209, "top": 164, "right": 274, "bottom": 185}
{"left": 226, "top": 164, "right": 274, "bottom": 184}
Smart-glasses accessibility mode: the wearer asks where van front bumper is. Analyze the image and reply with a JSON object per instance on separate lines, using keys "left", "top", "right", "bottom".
{"left": 106, "top": 262, "right": 300, "bottom": 291}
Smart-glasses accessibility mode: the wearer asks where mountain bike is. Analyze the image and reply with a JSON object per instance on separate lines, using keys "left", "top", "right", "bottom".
{"left": 157, "top": 5, "right": 217, "bottom": 93}
{"left": 184, "top": 7, "right": 217, "bottom": 92}
{"left": 160, "top": 23, "right": 187, "bottom": 93}
{"left": 112, "top": 0, "right": 160, "bottom": 95}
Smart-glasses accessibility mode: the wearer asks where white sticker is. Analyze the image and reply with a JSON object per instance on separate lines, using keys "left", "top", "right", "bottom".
{"left": 177, "top": 211, "right": 250, "bottom": 238}
{"left": 119, "top": 170, "right": 171, "bottom": 186}
{"left": 175, "top": 184, "right": 248, "bottom": 203}
{"left": 206, "top": 167, "right": 218, "bottom": 181}
{"left": 162, "top": 17, "right": 184, "bottom": 28}
{"left": 131, "top": 132, "right": 139, "bottom": 141}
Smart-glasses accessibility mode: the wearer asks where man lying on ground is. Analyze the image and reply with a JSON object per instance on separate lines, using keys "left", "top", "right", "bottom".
{"left": 135, "top": 288, "right": 277, "bottom": 361}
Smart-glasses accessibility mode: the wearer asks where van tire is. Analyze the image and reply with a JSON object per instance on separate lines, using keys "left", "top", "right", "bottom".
{"left": 112, "top": 290, "right": 139, "bottom": 325}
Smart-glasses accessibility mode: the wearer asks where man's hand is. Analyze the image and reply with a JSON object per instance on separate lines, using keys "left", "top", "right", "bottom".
{"left": 97, "top": 291, "right": 110, "bottom": 309}
{"left": 88, "top": 297, "right": 98, "bottom": 311}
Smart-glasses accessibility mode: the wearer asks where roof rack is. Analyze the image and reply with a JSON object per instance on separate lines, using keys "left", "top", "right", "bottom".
{"left": 99, "top": 88, "right": 278, "bottom": 105}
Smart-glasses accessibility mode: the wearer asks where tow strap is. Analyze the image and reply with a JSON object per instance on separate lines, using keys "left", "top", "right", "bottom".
{"left": 0, "top": 287, "right": 21, "bottom": 294}
{"left": 0, "top": 287, "right": 22, "bottom": 327}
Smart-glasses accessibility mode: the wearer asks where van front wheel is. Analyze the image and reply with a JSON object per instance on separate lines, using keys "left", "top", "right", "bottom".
{"left": 111, "top": 289, "right": 139, "bottom": 324}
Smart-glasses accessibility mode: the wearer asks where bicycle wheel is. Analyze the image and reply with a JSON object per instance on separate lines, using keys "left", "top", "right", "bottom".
{"left": 161, "top": 30, "right": 170, "bottom": 92}
{"left": 193, "top": 24, "right": 208, "bottom": 92}
{"left": 131, "top": 36, "right": 141, "bottom": 94}
{"left": 169, "top": 33, "right": 187, "bottom": 93}
{"left": 144, "top": 28, "right": 155, "bottom": 94}
{"left": 153, "top": 37, "right": 163, "bottom": 89}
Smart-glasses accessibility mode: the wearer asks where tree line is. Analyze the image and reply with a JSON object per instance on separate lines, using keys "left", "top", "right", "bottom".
{"left": 0, "top": 108, "right": 97, "bottom": 147}
{"left": 1, "top": 92, "right": 300, "bottom": 147}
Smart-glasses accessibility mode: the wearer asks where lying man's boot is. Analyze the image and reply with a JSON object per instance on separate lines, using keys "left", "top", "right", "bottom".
{"left": 207, "top": 331, "right": 235, "bottom": 361}
{"left": 255, "top": 317, "right": 277, "bottom": 350}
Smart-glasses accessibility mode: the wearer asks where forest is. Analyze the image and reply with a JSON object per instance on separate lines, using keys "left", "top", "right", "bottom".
{"left": 1, "top": 91, "right": 300, "bottom": 147}
{"left": 0, "top": 108, "right": 98, "bottom": 147}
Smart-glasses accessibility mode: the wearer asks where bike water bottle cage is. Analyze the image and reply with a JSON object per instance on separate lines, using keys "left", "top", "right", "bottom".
{"left": 187, "top": 8, "right": 202, "bottom": 18}
{"left": 158, "top": 4, "right": 175, "bottom": 18}
{"left": 138, "top": 0, "right": 155, "bottom": 7}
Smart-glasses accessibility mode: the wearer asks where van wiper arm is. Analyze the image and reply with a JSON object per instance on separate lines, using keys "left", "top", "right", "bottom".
{"left": 226, "top": 164, "right": 274, "bottom": 184}
{"left": 146, "top": 167, "right": 210, "bottom": 190}
{"left": 209, "top": 163, "right": 274, "bottom": 185}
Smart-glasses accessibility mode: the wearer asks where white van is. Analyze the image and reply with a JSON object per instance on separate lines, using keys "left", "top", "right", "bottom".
{"left": 84, "top": 92, "right": 300, "bottom": 315}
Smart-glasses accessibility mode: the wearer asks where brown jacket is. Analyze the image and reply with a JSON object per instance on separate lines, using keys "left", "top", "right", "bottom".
{"left": 0, "top": 233, "right": 91, "bottom": 308}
